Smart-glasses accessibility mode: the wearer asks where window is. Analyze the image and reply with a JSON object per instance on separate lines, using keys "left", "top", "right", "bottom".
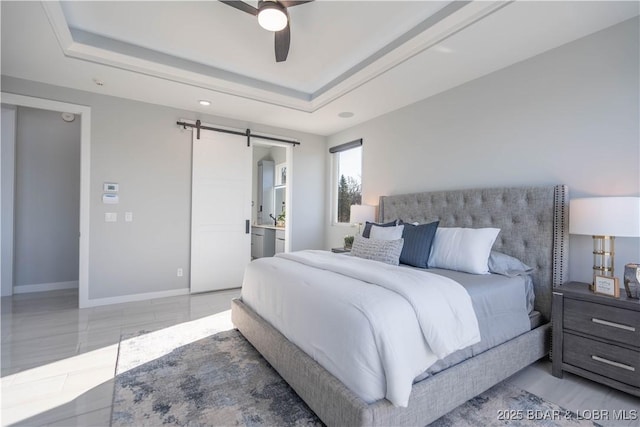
{"left": 330, "top": 139, "right": 362, "bottom": 224}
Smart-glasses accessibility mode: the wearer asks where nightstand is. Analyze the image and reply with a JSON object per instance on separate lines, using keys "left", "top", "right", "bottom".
{"left": 552, "top": 281, "right": 640, "bottom": 397}
{"left": 331, "top": 247, "right": 351, "bottom": 253}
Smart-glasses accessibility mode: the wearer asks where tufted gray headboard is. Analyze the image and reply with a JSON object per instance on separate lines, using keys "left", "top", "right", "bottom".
{"left": 379, "top": 185, "right": 568, "bottom": 321}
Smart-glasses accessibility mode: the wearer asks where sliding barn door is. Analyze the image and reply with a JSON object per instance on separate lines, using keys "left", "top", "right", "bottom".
{"left": 190, "top": 129, "right": 251, "bottom": 293}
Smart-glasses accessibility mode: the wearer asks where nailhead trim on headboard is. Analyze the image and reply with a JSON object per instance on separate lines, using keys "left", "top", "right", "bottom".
{"left": 553, "top": 185, "right": 569, "bottom": 288}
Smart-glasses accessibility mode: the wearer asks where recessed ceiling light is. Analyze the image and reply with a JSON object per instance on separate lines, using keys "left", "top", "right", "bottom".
{"left": 199, "top": 100, "right": 211, "bottom": 106}
{"left": 338, "top": 112, "right": 354, "bottom": 118}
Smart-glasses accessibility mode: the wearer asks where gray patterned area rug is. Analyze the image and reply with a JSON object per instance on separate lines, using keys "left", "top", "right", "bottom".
{"left": 111, "top": 326, "right": 598, "bottom": 427}
{"left": 430, "top": 383, "right": 600, "bottom": 427}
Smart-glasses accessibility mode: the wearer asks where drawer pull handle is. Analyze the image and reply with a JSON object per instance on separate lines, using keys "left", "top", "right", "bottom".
{"left": 591, "top": 355, "right": 635, "bottom": 372}
{"left": 591, "top": 318, "right": 636, "bottom": 332}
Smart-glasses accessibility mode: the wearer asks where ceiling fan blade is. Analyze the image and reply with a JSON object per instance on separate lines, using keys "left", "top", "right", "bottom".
{"left": 219, "top": 1, "right": 258, "bottom": 16}
{"left": 275, "top": 23, "right": 291, "bottom": 62}
{"left": 280, "top": 0, "right": 314, "bottom": 7}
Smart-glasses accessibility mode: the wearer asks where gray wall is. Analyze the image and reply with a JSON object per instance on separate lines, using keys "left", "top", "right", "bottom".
{"left": 14, "top": 107, "right": 81, "bottom": 288}
{"left": 1, "top": 105, "right": 16, "bottom": 296}
{"left": 1, "top": 77, "right": 326, "bottom": 301}
{"left": 326, "top": 17, "right": 640, "bottom": 284}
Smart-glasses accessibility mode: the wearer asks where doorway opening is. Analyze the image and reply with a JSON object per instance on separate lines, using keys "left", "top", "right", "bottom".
{"left": 1, "top": 93, "right": 91, "bottom": 308}
{"left": 251, "top": 141, "right": 291, "bottom": 260}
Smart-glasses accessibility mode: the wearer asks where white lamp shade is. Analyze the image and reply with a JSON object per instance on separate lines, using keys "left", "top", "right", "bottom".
{"left": 569, "top": 197, "right": 640, "bottom": 237}
{"left": 350, "top": 204, "right": 376, "bottom": 225}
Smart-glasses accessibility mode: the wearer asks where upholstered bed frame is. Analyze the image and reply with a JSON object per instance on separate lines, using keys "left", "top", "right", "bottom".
{"left": 232, "top": 185, "right": 569, "bottom": 426}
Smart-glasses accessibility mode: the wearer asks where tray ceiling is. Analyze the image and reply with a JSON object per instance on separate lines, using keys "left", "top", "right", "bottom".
{"left": 1, "top": 1, "right": 638, "bottom": 135}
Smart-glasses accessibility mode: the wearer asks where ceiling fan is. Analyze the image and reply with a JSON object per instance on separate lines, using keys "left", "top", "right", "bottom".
{"left": 219, "top": 0, "right": 314, "bottom": 62}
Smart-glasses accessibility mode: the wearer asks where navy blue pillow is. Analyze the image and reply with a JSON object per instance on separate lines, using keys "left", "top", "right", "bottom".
{"left": 362, "top": 220, "right": 397, "bottom": 238}
{"left": 399, "top": 221, "right": 439, "bottom": 268}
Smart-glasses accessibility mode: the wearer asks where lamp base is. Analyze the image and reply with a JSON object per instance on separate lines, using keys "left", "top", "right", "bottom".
{"left": 591, "top": 235, "right": 615, "bottom": 291}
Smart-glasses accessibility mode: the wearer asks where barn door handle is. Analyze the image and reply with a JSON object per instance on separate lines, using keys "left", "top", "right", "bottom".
{"left": 246, "top": 220, "right": 250, "bottom": 234}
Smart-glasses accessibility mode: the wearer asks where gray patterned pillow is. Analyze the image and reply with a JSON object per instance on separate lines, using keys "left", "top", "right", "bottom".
{"left": 351, "top": 234, "right": 404, "bottom": 266}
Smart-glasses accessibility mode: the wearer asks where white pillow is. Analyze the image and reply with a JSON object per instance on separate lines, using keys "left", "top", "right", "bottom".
{"left": 428, "top": 227, "right": 500, "bottom": 274}
{"left": 369, "top": 224, "right": 404, "bottom": 240}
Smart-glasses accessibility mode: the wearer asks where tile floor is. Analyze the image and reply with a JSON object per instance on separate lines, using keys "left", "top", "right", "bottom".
{"left": 1, "top": 289, "right": 638, "bottom": 426}
{"left": 1, "top": 288, "right": 240, "bottom": 426}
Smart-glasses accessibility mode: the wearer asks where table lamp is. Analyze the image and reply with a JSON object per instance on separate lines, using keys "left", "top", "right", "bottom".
{"left": 350, "top": 204, "right": 376, "bottom": 235}
{"left": 569, "top": 197, "right": 640, "bottom": 287}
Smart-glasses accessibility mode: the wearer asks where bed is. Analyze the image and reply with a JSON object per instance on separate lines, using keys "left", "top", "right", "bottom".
{"left": 232, "top": 185, "right": 569, "bottom": 426}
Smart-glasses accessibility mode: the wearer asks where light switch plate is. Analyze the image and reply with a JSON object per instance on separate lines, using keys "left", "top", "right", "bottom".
{"left": 105, "top": 212, "right": 117, "bottom": 222}
{"left": 125, "top": 212, "right": 133, "bottom": 222}
{"left": 102, "top": 193, "right": 119, "bottom": 204}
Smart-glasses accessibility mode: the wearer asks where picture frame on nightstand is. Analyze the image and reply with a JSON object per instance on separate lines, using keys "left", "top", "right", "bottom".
{"left": 593, "top": 275, "right": 620, "bottom": 298}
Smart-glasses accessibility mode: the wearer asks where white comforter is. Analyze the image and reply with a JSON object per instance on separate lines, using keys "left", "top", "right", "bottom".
{"left": 240, "top": 250, "right": 480, "bottom": 407}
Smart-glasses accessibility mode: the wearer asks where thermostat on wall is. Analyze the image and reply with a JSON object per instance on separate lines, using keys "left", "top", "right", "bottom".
{"left": 103, "top": 182, "right": 119, "bottom": 193}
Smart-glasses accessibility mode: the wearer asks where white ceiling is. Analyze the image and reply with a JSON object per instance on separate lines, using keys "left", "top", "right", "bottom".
{"left": 59, "top": 0, "right": 450, "bottom": 94}
{"left": 1, "top": 1, "right": 638, "bottom": 136}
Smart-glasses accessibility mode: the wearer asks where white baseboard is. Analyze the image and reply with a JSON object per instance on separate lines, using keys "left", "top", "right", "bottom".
{"left": 81, "top": 288, "right": 190, "bottom": 308}
{"left": 13, "top": 281, "right": 79, "bottom": 294}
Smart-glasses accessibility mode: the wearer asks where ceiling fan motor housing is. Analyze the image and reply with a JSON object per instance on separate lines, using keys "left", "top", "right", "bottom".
{"left": 219, "top": 0, "right": 315, "bottom": 62}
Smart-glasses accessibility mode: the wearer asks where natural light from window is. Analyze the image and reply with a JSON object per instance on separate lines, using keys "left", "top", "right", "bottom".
{"left": 0, "top": 310, "right": 233, "bottom": 425}
{"left": 335, "top": 146, "right": 362, "bottom": 223}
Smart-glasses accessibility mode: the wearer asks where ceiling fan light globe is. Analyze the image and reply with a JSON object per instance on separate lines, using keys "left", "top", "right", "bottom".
{"left": 258, "top": 4, "right": 288, "bottom": 32}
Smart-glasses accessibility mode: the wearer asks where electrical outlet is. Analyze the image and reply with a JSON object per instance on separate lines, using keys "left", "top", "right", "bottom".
{"left": 177, "top": 268, "right": 183, "bottom": 277}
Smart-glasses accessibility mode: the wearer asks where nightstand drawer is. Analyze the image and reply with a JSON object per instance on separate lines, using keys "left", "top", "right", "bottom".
{"left": 564, "top": 333, "right": 639, "bottom": 388}
{"left": 564, "top": 299, "right": 640, "bottom": 346}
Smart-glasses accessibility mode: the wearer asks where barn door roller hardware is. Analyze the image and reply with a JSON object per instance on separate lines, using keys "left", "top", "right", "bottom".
{"left": 177, "top": 120, "right": 300, "bottom": 147}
